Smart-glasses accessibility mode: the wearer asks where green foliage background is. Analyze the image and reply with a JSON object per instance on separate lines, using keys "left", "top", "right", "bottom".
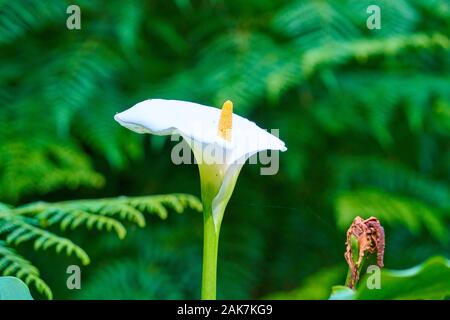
{"left": 0, "top": 0, "right": 449, "bottom": 299}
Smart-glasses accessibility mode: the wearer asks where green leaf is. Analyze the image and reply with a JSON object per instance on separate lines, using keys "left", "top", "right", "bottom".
{"left": 356, "top": 256, "right": 450, "bottom": 299}
{"left": 329, "top": 286, "right": 355, "bottom": 300}
{"left": 330, "top": 256, "right": 450, "bottom": 300}
{"left": 0, "top": 276, "right": 33, "bottom": 300}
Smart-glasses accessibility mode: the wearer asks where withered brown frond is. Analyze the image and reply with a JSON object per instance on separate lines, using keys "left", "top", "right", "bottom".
{"left": 344, "top": 216, "right": 385, "bottom": 289}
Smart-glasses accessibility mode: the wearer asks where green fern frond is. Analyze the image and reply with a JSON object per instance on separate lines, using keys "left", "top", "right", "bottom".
{"left": 302, "top": 33, "right": 450, "bottom": 76}
{"left": 14, "top": 193, "right": 202, "bottom": 226}
{"left": 0, "top": 0, "right": 65, "bottom": 45}
{"left": 127, "top": 194, "right": 203, "bottom": 218}
{"left": 335, "top": 189, "right": 448, "bottom": 242}
{"left": 72, "top": 92, "right": 142, "bottom": 168}
{"left": 0, "top": 140, "right": 104, "bottom": 203}
{"left": 273, "top": 0, "right": 361, "bottom": 47}
{"left": 0, "top": 212, "right": 91, "bottom": 265}
{"left": 37, "top": 209, "right": 128, "bottom": 239}
{"left": 311, "top": 72, "right": 450, "bottom": 145}
{"left": 0, "top": 241, "right": 52, "bottom": 299}
{"left": 0, "top": 193, "right": 201, "bottom": 298}
{"left": 41, "top": 41, "right": 119, "bottom": 137}
{"left": 333, "top": 157, "right": 450, "bottom": 210}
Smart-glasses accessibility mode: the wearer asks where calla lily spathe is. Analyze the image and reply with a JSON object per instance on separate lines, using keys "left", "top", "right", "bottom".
{"left": 114, "top": 98, "right": 286, "bottom": 299}
{"left": 114, "top": 99, "right": 286, "bottom": 231}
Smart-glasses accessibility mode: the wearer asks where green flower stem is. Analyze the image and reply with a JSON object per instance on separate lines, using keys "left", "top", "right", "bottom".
{"left": 201, "top": 201, "right": 220, "bottom": 300}
{"left": 197, "top": 164, "right": 226, "bottom": 300}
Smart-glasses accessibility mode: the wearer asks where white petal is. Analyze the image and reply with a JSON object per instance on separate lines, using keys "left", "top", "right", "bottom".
{"left": 114, "top": 99, "right": 287, "bottom": 158}
{"left": 115, "top": 99, "right": 226, "bottom": 147}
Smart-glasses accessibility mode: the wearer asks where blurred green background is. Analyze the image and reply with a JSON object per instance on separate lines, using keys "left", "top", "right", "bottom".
{"left": 0, "top": 0, "right": 449, "bottom": 299}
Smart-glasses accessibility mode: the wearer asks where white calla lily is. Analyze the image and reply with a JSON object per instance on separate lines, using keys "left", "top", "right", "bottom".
{"left": 114, "top": 98, "right": 286, "bottom": 299}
